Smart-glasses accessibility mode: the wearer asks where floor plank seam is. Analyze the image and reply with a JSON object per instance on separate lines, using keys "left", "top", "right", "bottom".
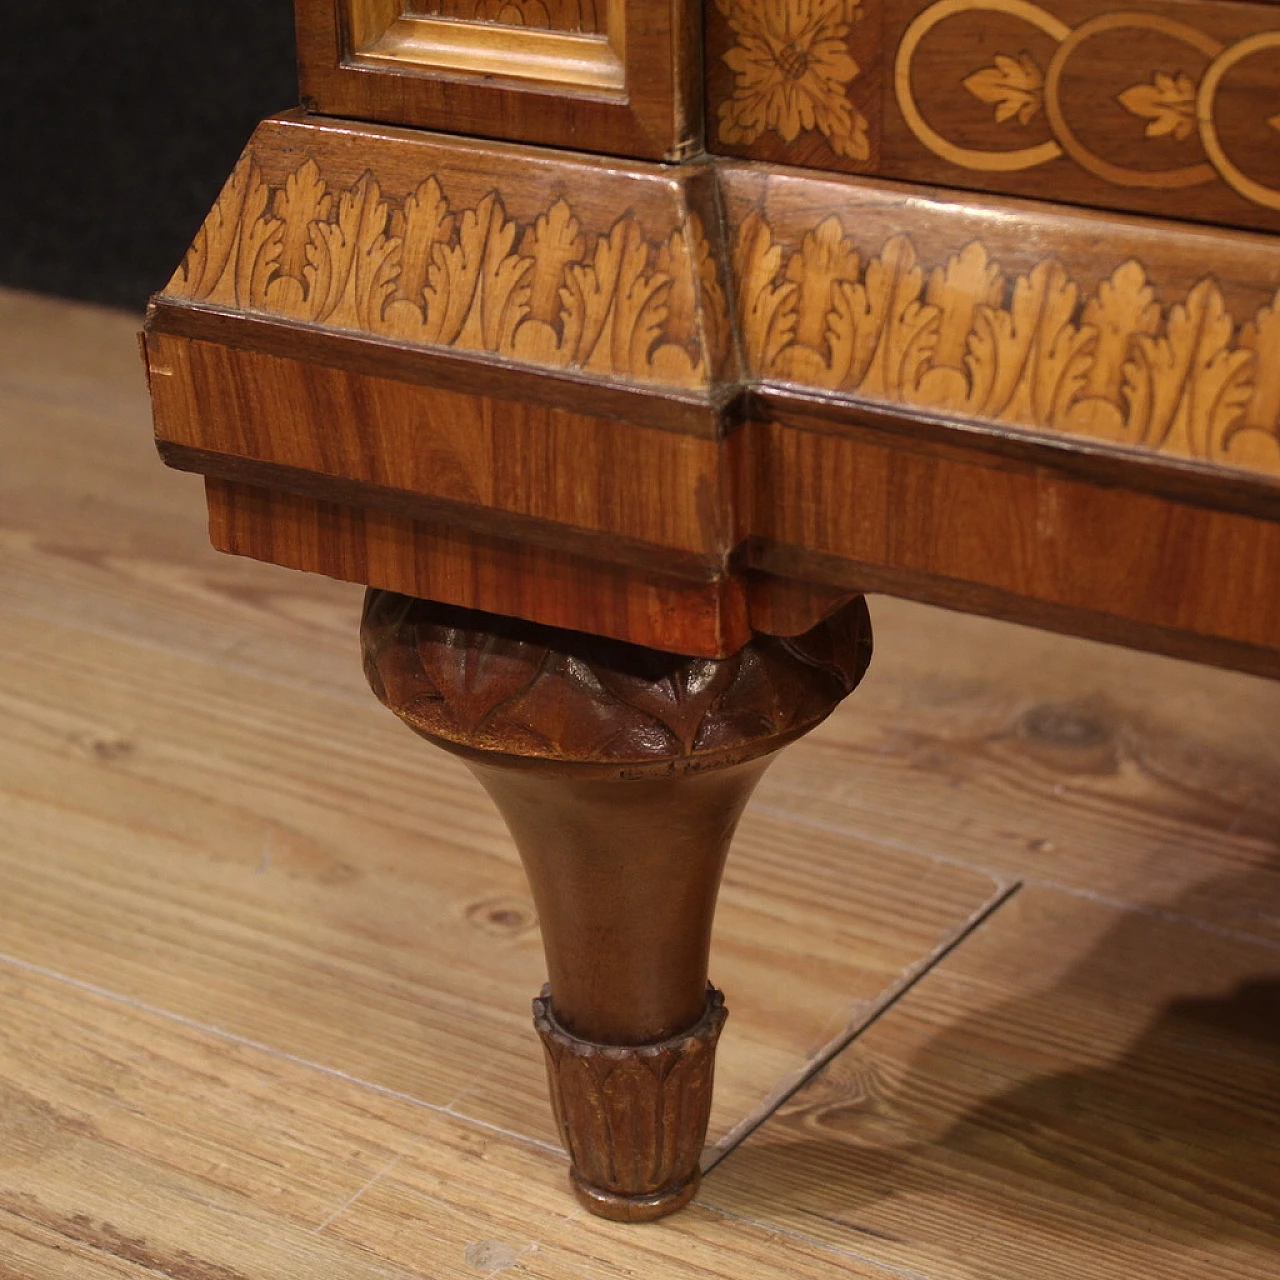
{"left": 0, "top": 591, "right": 374, "bottom": 711}
{"left": 0, "top": 948, "right": 566, "bottom": 1160}
{"left": 1015, "top": 883, "right": 1280, "bottom": 951}
{"left": 6, "top": 290, "right": 1279, "bottom": 1278}
{"left": 695, "top": 1202, "right": 936, "bottom": 1280}
{"left": 753, "top": 805, "right": 1280, "bottom": 949}
{"left": 703, "top": 881, "right": 1023, "bottom": 1171}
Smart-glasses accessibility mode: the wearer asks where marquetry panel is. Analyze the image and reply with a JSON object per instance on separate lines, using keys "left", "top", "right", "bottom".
{"left": 704, "top": 0, "right": 887, "bottom": 169}
{"left": 721, "top": 167, "right": 1280, "bottom": 481}
{"left": 297, "top": 0, "right": 698, "bottom": 159}
{"left": 149, "top": 116, "right": 1280, "bottom": 662}
{"left": 707, "top": 0, "right": 1280, "bottom": 233}
{"left": 154, "top": 113, "right": 731, "bottom": 402}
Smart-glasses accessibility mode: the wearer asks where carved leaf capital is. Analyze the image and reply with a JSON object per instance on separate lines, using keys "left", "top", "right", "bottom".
{"left": 361, "top": 592, "right": 872, "bottom": 773}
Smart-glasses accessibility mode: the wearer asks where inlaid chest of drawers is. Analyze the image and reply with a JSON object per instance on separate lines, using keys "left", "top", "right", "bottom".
{"left": 143, "top": 0, "right": 1280, "bottom": 1221}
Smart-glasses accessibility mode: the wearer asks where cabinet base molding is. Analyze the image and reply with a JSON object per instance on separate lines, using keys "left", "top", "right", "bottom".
{"left": 147, "top": 111, "right": 1280, "bottom": 662}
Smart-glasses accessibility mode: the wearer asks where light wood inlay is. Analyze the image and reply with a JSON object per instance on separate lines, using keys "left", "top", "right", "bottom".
{"left": 724, "top": 168, "right": 1280, "bottom": 476}
{"left": 160, "top": 119, "right": 728, "bottom": 395}
{"left": 714, "top": 0, "right": 871, "bottom": 160}
{"left": 895, "top": 0, "right": 1280, "bottom": 213}
{"left": 707, "top": 0, "right": 1280, "bottom": 232}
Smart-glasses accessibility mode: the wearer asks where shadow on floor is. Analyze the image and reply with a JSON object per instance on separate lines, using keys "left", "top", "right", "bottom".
{"left": 704, "top": 869, "right": 1280, "bottom": 1276}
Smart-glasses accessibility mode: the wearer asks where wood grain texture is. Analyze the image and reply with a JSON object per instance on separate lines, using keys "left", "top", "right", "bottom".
{"left": 150, "top": 337, "right": 731, "bottom": 556}
{"left": 296, "top": 0, "right": 699, "bottom": 159}
{"left": 8, "top": 290, "right": 1280, "bottom": 1270}
{"left": 205, "top": 479, "right": 754, "bottom": 656}
{"left": 745, "top": 421, "right": 1280, "bottom": 656}
{"left": 0, "top": 589, "right": 1001, "bottom": 1156}
{"left": 705, "top": 887, "right": 1280, "bottom": 1279}
{"left": 760, "top": 590, "right": 1280, "bottom": 942}
{"left": 707, "top": 0, "right": 1280, "bottom": 233}
{"left": 0, "top": 963, "right": 905, "bottom": 1279}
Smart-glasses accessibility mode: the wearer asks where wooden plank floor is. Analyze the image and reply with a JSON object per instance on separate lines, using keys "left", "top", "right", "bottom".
{"left": 1, "top": 286, "right": 1277, "bottom": 1277}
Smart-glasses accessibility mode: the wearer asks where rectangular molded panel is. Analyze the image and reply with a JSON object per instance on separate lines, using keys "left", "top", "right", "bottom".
{"left": 297, "top": 0, "right": 700, "bottom": 159}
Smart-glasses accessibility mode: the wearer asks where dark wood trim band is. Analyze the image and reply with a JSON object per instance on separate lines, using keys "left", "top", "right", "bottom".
{"left": 161, "top": 443, "right": 726, "bottom": 583}
{"left": 146, "top": 299, "right": 732, "bottom": 440}
{"left": 742, "top": 540, "right": 1280, "bottom": 681}
{"left": 751, "top": 388, "right": 1280, "bottom": 526}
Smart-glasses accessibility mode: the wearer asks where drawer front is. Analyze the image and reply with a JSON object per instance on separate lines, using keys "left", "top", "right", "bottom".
{"left": 706, "top": 0, "right": 1280, "bottom": 232}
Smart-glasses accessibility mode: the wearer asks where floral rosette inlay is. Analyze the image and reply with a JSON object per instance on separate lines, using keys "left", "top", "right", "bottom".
{"left": 716, "top": 0, "right": 870, "bottom": 160}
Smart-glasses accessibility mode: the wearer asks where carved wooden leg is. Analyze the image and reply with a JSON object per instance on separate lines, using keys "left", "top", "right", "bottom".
{"left": 360, "top": 592, "right": 872, "bottom": 1221}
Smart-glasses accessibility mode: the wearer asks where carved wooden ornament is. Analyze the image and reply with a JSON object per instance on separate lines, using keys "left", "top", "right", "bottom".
{"left": 361, "top": 592, "right": 873, "bottom": 1218}
{"left": 360, "top": 591, "right": 874, "bottom": 775}
{"left": 535, "top": 985, "right": 727, "bottom": 1221}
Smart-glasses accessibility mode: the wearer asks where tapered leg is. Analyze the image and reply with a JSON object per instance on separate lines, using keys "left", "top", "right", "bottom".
{"left": 361, "top": 591, "right": 872, "bottom": 1220}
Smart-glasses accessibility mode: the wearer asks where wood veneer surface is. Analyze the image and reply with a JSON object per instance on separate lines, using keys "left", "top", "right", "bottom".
{"left": 707, "top": 0, "right": 1280, "bottom": 234}
{"left": 148, "top": 118, "right": 1280, "bottom": 664}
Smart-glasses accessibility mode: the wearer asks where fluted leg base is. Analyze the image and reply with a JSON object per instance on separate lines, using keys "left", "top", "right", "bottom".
{"left": 570, "top": 1169, "right": 701, "bottom": 1223}
{"left": 534, "top": 986, "right": 726, "bottom": 1222}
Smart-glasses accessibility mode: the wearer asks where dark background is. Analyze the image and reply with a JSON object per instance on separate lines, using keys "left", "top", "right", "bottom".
{"left": 1, "top": 3, "right": 298, "bottom": 311}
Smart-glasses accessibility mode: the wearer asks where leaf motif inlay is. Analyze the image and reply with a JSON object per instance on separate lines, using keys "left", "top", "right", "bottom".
{"left": 165, "top": 159, "right": 726, "bottom": 392}
{"left": 732, "top": 213, "right": 1280, "bottom": 474}
{"left": 1117, "top": 71, "right": 1199, "bottom": 142}
{"left": 963, "top": 52, "right": 1045, "bottom": 125}
{"left": 716, "top": 0, "right": 871, "bottom": 160}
